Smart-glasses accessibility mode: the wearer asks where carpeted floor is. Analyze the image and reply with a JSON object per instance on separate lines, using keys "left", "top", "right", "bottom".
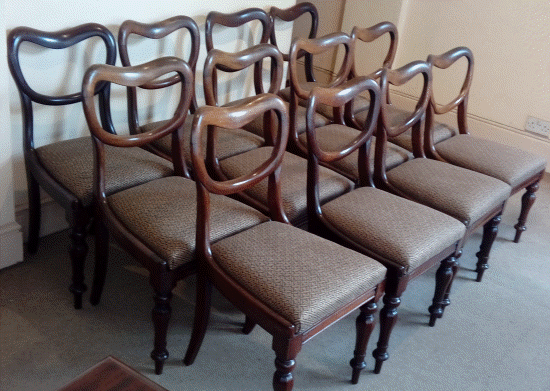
{"left": 1, "top": 175, "right": 549, "bottom": 391}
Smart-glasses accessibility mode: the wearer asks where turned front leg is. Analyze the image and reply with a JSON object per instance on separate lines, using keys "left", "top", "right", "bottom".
{"left": 429, "top": 256, "right": 457, "bottom": 326}
{"left": 475, "top": 214, "right": 502, "bottom": 282}
{"left": 350, "top": 301, "right": 377, "bottom": 384}
{"left": 514, "top": 181, "right": 540, "bottom": 243}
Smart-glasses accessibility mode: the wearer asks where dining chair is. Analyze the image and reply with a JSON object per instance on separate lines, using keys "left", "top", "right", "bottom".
{"left": 348, "top": 22, "right": 458, "bottom": 151}
{"left": 424, "top": 47, "right": 547, "bottom": 243}
{"left": 183, "top": 93, "right": 387, "bottom": 390}
{"left": 117, "top": 16, "right": 200, "bottom": 163}
{"left": 373, "top": 61, "right": 512, "bottom": 285}
{"left": 7, "top": 24, "right": 173, "bottom": 309}
{"left": 304, "top": 76, "right": 466, "bottom": 374}
{"left": 82, "top": 57, "right": 271, "bottom": 374}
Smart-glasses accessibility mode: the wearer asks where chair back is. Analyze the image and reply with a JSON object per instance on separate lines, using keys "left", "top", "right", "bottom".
{"left": 117, "top": 16, "right": 200, "bottom": 133}
{"left": 306, "top": 77, "right": 380, "bottom": 212}
{"left": 191, "top": 93, "right": 289, "bottom": 232}
{"left": 373, "top": 61, "right": 432, "bottom": 187}
{"left": 7, "top": 24, "right": 117, "bottom": 150}
{"left": 350, "top": 22, "right": 398, "bottom": 79}
{"left": 269, "top": 2, "right": 318, "bottom": 81}
{"left": 82, "top": 57, "right": 194, "bottom": 201}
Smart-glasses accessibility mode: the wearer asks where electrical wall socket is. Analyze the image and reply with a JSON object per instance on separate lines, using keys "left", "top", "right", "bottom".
{"left": 525, "top": 116, "right": 550, "bottom": 138}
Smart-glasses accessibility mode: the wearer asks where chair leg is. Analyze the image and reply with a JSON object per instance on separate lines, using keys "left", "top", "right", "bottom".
{"left": 514, "top": 181, "right": 540, "bottom": 243}
{"left": 242, "top": 316, "right": 256, "bottom": 334}
{"left": 428, "top": 256, "right": 457, "bottom": 326}
{"left": 372, "top": 275, "right": 405, "bottom": 374}
{"left": 26, "top": 171, "right": 41, "bottom": 254}
{"left": 69, "top": 223, "right": 89, "bottom": 309}
{"left": 350, "top": 300, "right": 377, "bottom": 384}
{"left": 90, "top": 219, "right": 109, "bottom": 306}
{"left": 441, "top": 254, "right": 460, "bottom": 314}
{"left": 151, "top": 287, "right": 173, "bottom": 375}
{"left": 475, "top": 213, "right": 502, "bottom": 282}
{"left": 272, "top": 337, "right": 300, "bottom": 391}
{"left": 183, "top": 274, "right": 212, "bottom": 366}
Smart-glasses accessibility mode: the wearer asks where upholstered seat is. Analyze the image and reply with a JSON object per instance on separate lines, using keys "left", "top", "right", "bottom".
{"left": 321, "top": 187, "right": 465, "bottom": 272}
{"left": 108, "top": 176, "right": 269, "bottom": 270}
{"left": 387, "top": 158, "right": 511, "bottom": 226}
{"left": 37, "top": 137, "right": 173, "bottom": 207}
{"left": 219, "top": 146, "right": 353, "bottom": 223}
{"left": 297, "top": 124, "right": 412, "bottom": 178}
{"left": 435, "top": 134, "right": 547, "bottom": 189}
{"left": 211, "top": 220, "right": 386, "bottom": 332}
{"left": 139, "top": 117, "right": 265, "bottom": 164}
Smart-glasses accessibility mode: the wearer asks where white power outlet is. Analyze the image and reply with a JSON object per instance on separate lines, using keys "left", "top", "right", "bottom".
{"left": 525, "top": 116, "right": 550, "bottom": 137}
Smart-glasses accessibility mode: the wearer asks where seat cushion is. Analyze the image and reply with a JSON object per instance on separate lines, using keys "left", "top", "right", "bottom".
{"left": 387, "top": 158, "right": 511, "bottom": 226}
{"left": 436, "top": 134, "right": 547, "bottom": 188}
{"left": 108, "top": 176, "right": 269, "bottom": 270}
{"left": 36, "top": 136, "right": 173, "bottom": 207}
{"left": 354, "top": 107, "right": 458, "bottom": 151}
{"left": 139, "top": 117, "right": 264, "bottom": 165}
{"left": 298, "top": 124, "right": 412, "bottom": 179}
{"left": 242, "top": 101, "right": 330, "bottom": 138}
{"left": 219, "top": 147, "right": 353, "bottom": 224}
{"left": 211, "top": 221, "right": 386, "bottom": 332}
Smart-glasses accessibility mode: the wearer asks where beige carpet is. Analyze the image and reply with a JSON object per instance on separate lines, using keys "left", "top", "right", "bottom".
{"left": 1, "top": 175, "right": 549, "bottom": 391}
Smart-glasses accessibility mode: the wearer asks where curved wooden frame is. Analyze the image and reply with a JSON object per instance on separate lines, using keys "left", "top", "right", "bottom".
{"left": 288, "top": 33, "right": 354, "bottom": 152}
{"left": 7, "top": 23, "right": 117, "bottom": 309}
{"left": 117, "top": 16, "right": 200, "bottom": 161}
{"left": 82, "top": 57, "right": 195, "bottom": 375}
{"left": 184, "top": 94, "right": 385, "bottom": 389}
{"left": 424, "top": 46, "right": 544, "bottom": 243}
{"left": 269, "top": 2, "right": 318, "bottom": 82}
{"left": 305, "top": 76, "right": 461, "bottom": 374}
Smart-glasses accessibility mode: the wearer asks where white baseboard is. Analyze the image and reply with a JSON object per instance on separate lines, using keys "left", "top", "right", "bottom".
{"left": 15, "top": 197, "right": 69, "bottom": 243}
{"left": 0, "top": 221, "right": 24, "bottom": 268}
{"left": 390, "top": 92, "right": 550, "bottom": 172}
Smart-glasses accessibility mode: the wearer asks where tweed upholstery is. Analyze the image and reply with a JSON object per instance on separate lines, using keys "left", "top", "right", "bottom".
{"left": 36, "top": 136, "right": 173, "bottom": 207}
{"left": 436, "top": 134, "right": 547, "bottom": 188}
{"left": 387, "top": 158, "right": 511, "bottom": 226}
{"left": 355, "top": 107, "right": 458, "bottom": 152}
{"left": 298, "top": 124, "right": 412, "bottom": 178}
{"left": 241, "top": 101, "right": 330, "bottom": 137}
{"left": 211, "top": 221, "right": 386, "bottom": 332}
{"left": 219, "top": 147, "right": 353, "bottom": 223}
{"left": 278, "top": 81, "right": 322, "bottom": 103}
{"left": 108, "top": 176, "right": 269, "bottom": 270}
{"left": 321, "top": 187, "right": 465, "bottom": 272}
{"left": 139, "top": 117, "right": 264, "bottom": 165}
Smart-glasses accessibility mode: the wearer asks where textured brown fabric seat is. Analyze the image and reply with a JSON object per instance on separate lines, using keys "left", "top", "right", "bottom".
{"left": 140, "top": 117, "right": 265, "bottom": 165}
{"left": 220, "top": 146, "right": 353, "bottom": 225}
{"left": 108, "top": 176, "right": 268, "bottom": 270}
{"left": 387, "top": 158, "right": 511, "bottom": 226}
{"left": 436, "top": 135, "right": 547, "bottom": 189}
{"left": 321, "top": 187, "right": 465, "bottom": 272}
{"left": 297, "top": 124, "right": 412, "bottom": 179}
{"left": 37, "top": 137, "right": 173, "bottom": 207}
{"left": 212, "top": 221, "right": 386, "bottom": 332}
{"left": 184, "top": 93, "right": 386, "bottom": 390}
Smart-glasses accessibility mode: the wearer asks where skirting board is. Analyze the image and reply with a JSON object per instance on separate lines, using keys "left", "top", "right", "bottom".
{"left": 0, "top": 221, "right": 24, "bottom": 268}
{"left": 390, "top": 92, "right": 550, "bottom": 171}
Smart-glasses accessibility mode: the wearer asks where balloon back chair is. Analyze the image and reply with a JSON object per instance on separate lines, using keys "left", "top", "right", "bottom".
{"left": 183, "top": 92, "right": 387, "bottom": 390}
{"left": 373, "top": 61, "right": 512, "bottom": 285}
{"left": 117, "top": 16, "right": 200, "bottom": 164}
{"left": 304, "top": 76, "right": 466, "bottom": 373}
{"left": 424, "top": 47, "right": 547, "bottom": 243}
{"left": 7, "top": 24, "right": 172, "bottom": 309}
{"left": 209, "top": 44, "right": 354, "bottom": 228}
{"left": 82, "top": 57, "right": 271, "bottom": 374}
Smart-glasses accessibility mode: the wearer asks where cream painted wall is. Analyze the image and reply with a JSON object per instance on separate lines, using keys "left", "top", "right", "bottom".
{"left": 2, "top": 0, "right": 295, "bottom": 256}
{"left": 340, "top": 0, "right": 550, "bottom": 170}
